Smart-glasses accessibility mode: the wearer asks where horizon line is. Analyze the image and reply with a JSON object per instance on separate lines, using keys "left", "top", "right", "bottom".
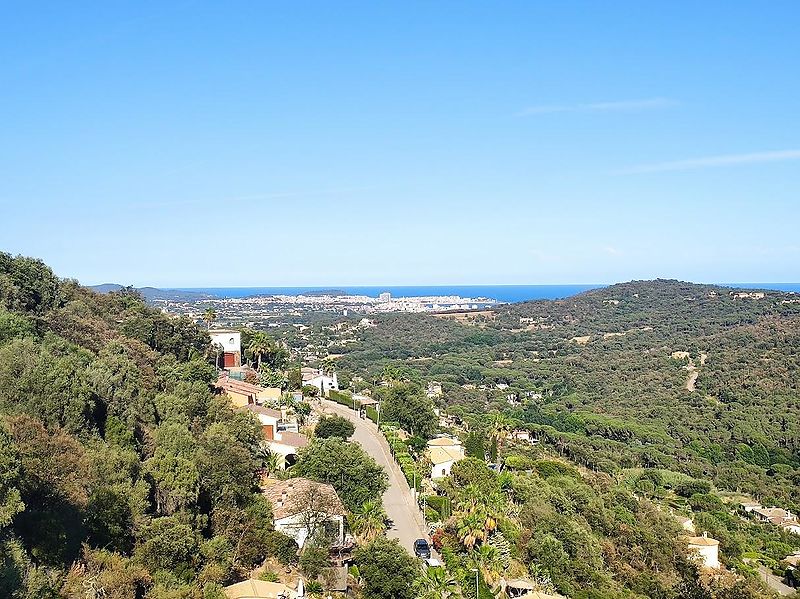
{"left": 86, "top": 281, "right": 800, "bottom": 289}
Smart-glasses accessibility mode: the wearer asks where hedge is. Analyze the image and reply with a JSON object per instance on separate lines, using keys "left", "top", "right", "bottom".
{"left": 426, "top": 495, "right": 450, "bottom": 520}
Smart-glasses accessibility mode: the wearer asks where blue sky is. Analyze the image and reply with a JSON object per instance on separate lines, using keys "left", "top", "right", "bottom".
{"left": 1, "top": 1, "right": 799, "bottom": 286}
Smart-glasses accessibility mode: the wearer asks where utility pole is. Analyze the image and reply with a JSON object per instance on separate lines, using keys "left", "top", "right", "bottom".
{"left": 471, "top": 568, "right": 479, "bottom": 598}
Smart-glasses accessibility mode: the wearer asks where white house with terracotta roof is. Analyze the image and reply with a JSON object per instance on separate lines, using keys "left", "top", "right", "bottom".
{"left": 266, "top": 430, "right": 309, "bottom": 470}
{"left": 301, "top": 367, "right": 338, "bottom": 396}
{"left": 752, "top": 506, "right": 800, "bottom": 533}
{"left": 238, "top": 404, "right": 283, "bottom": 439}
{"left": 426, "top": 437, "right": 465, "bottom": 479}
{"left": 216, "top": 375, "right": 281, "bottom": 407}
{"left": 261, "top": 478, "right": 346, "bottom": 548}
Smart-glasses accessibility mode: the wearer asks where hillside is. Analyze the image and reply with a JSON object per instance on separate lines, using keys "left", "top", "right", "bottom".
{"left": 335, "top": 280, "right": 800, "bottom": 508}
{"left": 89, "top": 284, "right": 215, "bottom": 302}
{"left": 0, "top": 253, "right": 278, "bottom": 598}
{"left": 3, "top": 253, "right": 798, "bottom": 598}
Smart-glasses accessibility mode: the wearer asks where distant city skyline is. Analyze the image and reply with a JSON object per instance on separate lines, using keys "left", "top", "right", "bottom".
{"left": 2, "top": 2, "right": 799, "bottom": 286}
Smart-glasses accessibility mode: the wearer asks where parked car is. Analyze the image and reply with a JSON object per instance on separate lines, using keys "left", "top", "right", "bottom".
{"left": 413, "top": 538, "right": 431, "bottom": 558}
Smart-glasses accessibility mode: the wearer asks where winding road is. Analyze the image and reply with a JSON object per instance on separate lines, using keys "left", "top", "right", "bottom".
{"left": 315, "top": 399, "right": 429, "bottom": 553}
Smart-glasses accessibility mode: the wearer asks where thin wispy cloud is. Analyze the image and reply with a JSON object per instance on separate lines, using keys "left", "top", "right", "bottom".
{"left": 616, "top": 149, "right": 800, "bottom": 174}
{"left": 516, "top": 97, "right": 677, "bottom": 117}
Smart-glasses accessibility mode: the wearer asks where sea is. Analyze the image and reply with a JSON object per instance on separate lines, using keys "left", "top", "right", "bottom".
{"left": 171, "top": 283, "right": 800, "bottom": 303}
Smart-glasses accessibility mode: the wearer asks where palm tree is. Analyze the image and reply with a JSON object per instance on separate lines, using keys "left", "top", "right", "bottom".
{"left": 456, "top": 511, "right": 487, "bottom": 550}
{"left": 414, "top": 565, "right": 460, "bottom": 599}
{"left": 247, "top": 332, "right": 272, "bottom": 370}
{"left": 488, "top": 413, "right": 512, "bottom": 466}
{"left": 202, "top": 308, "right": 216, "bottom": 330}
{"left": 469, "top": 543, "right": 504, "bottom": 586}
{"left": 256, "top": 443, "right": 280, "bottom": 478}
{"left": 349, "top": 500, "right": 387, "bottom": 542}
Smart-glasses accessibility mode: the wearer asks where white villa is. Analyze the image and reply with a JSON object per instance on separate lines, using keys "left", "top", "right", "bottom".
{"left": 261, "top": 478, "right": 346, "bottom": 548}
{"left": 427, "top": 437, "right": 465, "bottom": 479}
{"left": 209, "top": 329, "right": 242, "bottom": 368}
{"left": 238, "top": 404, "right": 298, "bottom": 439}
{"left": 301, "top": 367, "right": 339, "bottom": 396}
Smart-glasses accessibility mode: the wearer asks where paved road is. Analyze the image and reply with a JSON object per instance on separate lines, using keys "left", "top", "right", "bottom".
{"left": 316, "top": 399, "right": 429, "bottom": 553}
{"left": 756, "top": 565, "right": 795, "bottom": 596}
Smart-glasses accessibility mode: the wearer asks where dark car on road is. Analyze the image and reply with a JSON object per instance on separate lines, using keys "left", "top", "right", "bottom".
{"left": 413, "top": 538, "right": 431, "bottom": 558}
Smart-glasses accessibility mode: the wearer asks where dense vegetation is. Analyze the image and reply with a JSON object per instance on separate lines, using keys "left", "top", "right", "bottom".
{"left": 0, "top": 253, "right": 288, "bottom": 598}
{"left": 335, "top": 280, "right": 800, "bottom": 510}
{"left": 4, "top": 251, "right": 799, "bottom": 598}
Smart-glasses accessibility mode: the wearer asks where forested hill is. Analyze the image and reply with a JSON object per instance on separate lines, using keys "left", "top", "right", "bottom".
{"left": 0, "top": 253, "right": 275, "bottom": 598}
{"left": 336, "top": 279, "right": 800, "bottom": 508}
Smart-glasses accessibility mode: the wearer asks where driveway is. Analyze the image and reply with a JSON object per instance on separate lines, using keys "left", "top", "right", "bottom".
{"left": 316, "top": 399, "right": 429, "bottom": 554}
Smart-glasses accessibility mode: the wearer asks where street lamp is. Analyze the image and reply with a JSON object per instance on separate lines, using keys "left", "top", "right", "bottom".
{"left": 470, "top": 568, "right": 479, "bottom": 598}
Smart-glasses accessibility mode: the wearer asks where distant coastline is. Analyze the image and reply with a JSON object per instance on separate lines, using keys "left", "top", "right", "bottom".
{"left": 167, "top": 285, "right": 604, "bottom": 303}
{"left": 165, "top": 283, "right": 800, "bottom": 303}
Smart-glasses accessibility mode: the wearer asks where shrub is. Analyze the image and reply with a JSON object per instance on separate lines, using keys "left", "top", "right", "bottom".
{"left": 675, "top": 479, "right": 712, "bottom": 498}
{"left": 504, "top": 455, "right": 535, "bottom": 471}
{"left": 265, "top": 531, "right": 299, "bottom": 565}
{"left": 426, "top": 496, "right": 449, "bottom": 520}
{"left": 534, "top": 459, "right": 577, "bottom": 479}
{"left": 314, "top": 415, "right": 355, "bottom": 439}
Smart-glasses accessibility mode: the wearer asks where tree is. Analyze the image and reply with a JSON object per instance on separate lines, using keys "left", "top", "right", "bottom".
{"left": 287, "top": 368, "right": 302, "bottom": 390}
{"left": 487, "top": 414, "right": 512, "bottom": 465}
{"left": 0, "top": 253, "right": 62, "bottom": 314}
{"left": 457, "top": 510, "right": 487, "bottom": 549}
{"left": 415, "top": 565, "right": 459, "bottom": 599}
{"left": 379, "top": 384, "right": 438, "bottom": 439}
{"left": 469, "top": 543, "right": 504, "bottom": 586}
{"left": 349, "top": 500, "right": 387, "bottom": 542}
{"left": 259, "top": 365, "right": 287, "bottom": 389}
{"left": 203, "top": 308, "right": 217, "bottom": 330}
{"left": 354, "top": 537, "right": 419, "bottom": 599}
{"left": 299, "top": 534, "right": 331, "bottom": 582}
{"left": 256, "top": 443, "right": 280, "bottom": 478}
{"left": 314, "top": 415, "right": 355, "bottom": 440}
{"left": 134, "top": 515, "right": 199, "bottom": 574}
{"left": 247, "top": 332, "right": 288, "bottom": 371}
{"left": 293, "top": 401, "right": 311, "bottom": 426}
{"left": 0, "top": 424, "right": 23, "bottom": 530}
{"left": 450, "top": 458, "right": 497, "bottom": 489}
{"left": 294, "top": 438, "right": 387, "bottom": 511}
{"left": 464, "top": 433, "right": 486, "bottom": 460}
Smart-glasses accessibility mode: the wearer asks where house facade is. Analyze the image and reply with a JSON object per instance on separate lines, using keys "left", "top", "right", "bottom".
{"left": 216, "top": 375, "right": 281, "bottom": 408}
{"left": 210, "top": 329, "right": 242, "bottom": 368}
{"left": 262, "top": 478, "right": 346, "bottom": 548}
{"left": 266, "top": 431, "right": 309, "bottom": 469}
{"left": 427, "top": 437, "right": 465, "bottom": 479}
{"left": 301, "top": 367, "right": 339, "bottom": 396}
